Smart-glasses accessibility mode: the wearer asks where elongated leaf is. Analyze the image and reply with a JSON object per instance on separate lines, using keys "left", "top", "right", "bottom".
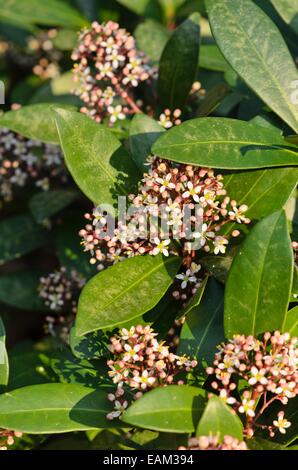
{"left": 196, "top": 396, "right": 243, "bottom": 440}
{"left": 0, "top": 270, "right": 47, "bottom": 311}
{"left": 122, "top": 385, "right": 206, "bottom": 433}
{"left": 205, "top": 0, "right": 298, "bottom": 133}
{"left": 55, "top": 109, "right": 139, "bottom": 206}
{"left": 224, "top": 167, "right": 298, "bottom": 220}
{"left": 0, "top": 104, "right": 76, "bottom": 144}
{"left": 76, "top": 254, "right": 181, "bottom": 335}
{"left": 0, "top": 0, "right": 87, "bottom": 30}
{"left": 0, "top": 383, "right": 113, "bottom": 433}
{"left": 129, "top": 114, "right": 165, "bottom": 171}
{"left": 116, "top": 0, "right": 161, "bottom": 17}
{"left": 0, "top": 214, "right": 48, "bottom": 265}
{"left": 247, "top": 438, "right": 288, "bottom": 450}
{"left": 225, "top": 211, "right": 293, "bottom": 337}
{"left": 158, "top": 13, "right": 200, "bottom": 110}
{"left": 199, "top": 44, "right": 231, "bottom": 72}
{"left": 152, "top": 118, "right": 298, "bottom": 170}
{"left": 29, "top": 190, "right": 77, "bottom": 223}
{"left": 271, "top": 0, "right": 298, "bottom": 34}
{"left": 178, "top": 278, "right": 224, "bottom": 363}
{"left": 282, "top": 306, "right": 298, "bottom": 336}
{"left": 0, "top": 318, "right": 9, "bottom": 389}
{"left": 134, "top": 20, "right": 170, "bottom": 63}
{"left": 197, "top": 83, "right": 231, "bottom": 117}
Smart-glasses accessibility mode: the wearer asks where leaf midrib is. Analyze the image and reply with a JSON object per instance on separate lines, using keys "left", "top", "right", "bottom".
{"left": 220, "top": 0, "right": 298, "bottom": 131}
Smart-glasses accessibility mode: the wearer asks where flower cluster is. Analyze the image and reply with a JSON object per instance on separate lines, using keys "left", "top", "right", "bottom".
{"left": 158, "top": 108, "right": 182, "bottom": 129}
{"left": 179, "top": 435, "right": 247, "bottom": 451}
{"left": 0, "top": 430, "right": 22, "bottom": 451}
{"left": 72, "top": 21, "right": 154, "bottom": 123}
{"left": 27, "top": 29, "right": 62, "bottom": 79}
{"left": 39, "top": 267, "right": 85, "bottom": 340}
{"left": 0, "top": 128, "right": 67, "bottom": 204}
{"left": 206, "top": 331, "right": 298, "bottom": 437}
{"left": 106, "top": 325, "right": 197, "bottom": 420}
{"left": 79, "top": 157, "right": 249, "bottom": 302}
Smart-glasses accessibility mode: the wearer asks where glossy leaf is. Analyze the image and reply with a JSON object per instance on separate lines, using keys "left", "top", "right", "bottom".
{"left": 205, "top": 0, "right": 298, "bottom": 133}
{"left": 76, "top": 254, "right": 181, "bottom": 335}
{"left": 55, "top": 108, "right": 139, "bottom": 205}
{"left": 0, "top": 0, "right": 87, "bottom": 30}
{"left": 0, "top": 318, "right": 9, "bottom": 389}
{"left": 224, "top": 167, "right": 298, "bottom": 220}
{"left": 0, "top": 270, "right": 47, "bottom": 311}
{"left": 197, "top": 83, "right": 231, "bottom": 117}
{"left": 196, "top": 396, "right": 243, "bottom": 440}
{"left": 282, "top": 306, "right": 298, "bottom": 336}
{"left": 178, "top": 278, "right": 224, "bottom": 363}
{"left": 0, "top": 383, "right": 114, "bottom": 433}
{"left": 158, "top": 13, "right": 200, "bottom": 110}
{"left": 0, "top": 214, "right": 48, "bottom": 265}
{"left": 152, "top": 118, "right": 298, "bottom": 170}
{"left": 247, "top": 438, "right": 288, "bottom": 450}
{"left": 225, "top": 211, "right": 293, "bottom": 337}
{"left": 134, "top": 20, "right": 170, "bottom": 63}
{"left": 271, "top": 0, "right": 298, "bottom": 34}
{"left": 0, "top": 104, "right": 76, "bottom": 144}
{"left": 122, "top": 385, "right": 206, "bottom": 433}
{"left": 7, "top": 352, "right": 50, "bottom": 390}
{"left": 129, "top": 114, "right": 165, "bottom": 171}
{"left": 29, "top": 190, "right": 77, "bottom": 223}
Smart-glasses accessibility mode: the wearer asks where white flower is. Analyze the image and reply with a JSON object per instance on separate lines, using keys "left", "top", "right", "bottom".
{"left": 120, "top": 326, "right": 136, "bottom": 340}
{"left": 229, "top": 204, "right": 248, "bottom": 224}
{"left": 193, "top": 223, "right": 215, "bottom": 246}
{"left": 108, "top": 400, "right": 128, "bottom": 419}
{"left": 133, "top": 370, "right": 156, "bottom": 390}
{"left": 213, "top": 236, "right": 228, "bottom": 255}
{"left": 106, "top": 48, "right": 125, "bottom": 69}
{"left": 92, "top": 208, "right": 107, "bottom": 226}
{"left": 219, "top": 389, "right": 237, "bottom": 405}
{"left": 238, "top": 398, "right": 255, "bottom": 417}
{"left": 273, "top": 412, "right": 291, "bottom": 434}
{"left": 158, "top": 113, "right": 172, "bottom": 129}
{"left": 152, "top": 238, "right": 171, "bottom": 256}
{"left": 35, "top": 177, "right": 50, "bottom": 191}
{"left": 123, "top": 344, "right": 141, "bottom": 362}
{"left": 176, "top": 271, "right": 197, "bottom": 289}
{"left": 156, "top": 174, "right": 176, "bottom": 193}
{"left": 10, "top": 169, "right": 27, "bottom": 187}
{"left": 107, "top": 105, "right": 126, "bottom": 123}
{"left": 122, "top": 73, "right": 139, "bottom": 87}
{"left": 98, "top": 62, "right": 113, "bottom": 78}
{"left": 182, "top": 181, "right": 201, "bottom": 202}
{"left": 248, "top": 366, "right": 268, "bottom": 385}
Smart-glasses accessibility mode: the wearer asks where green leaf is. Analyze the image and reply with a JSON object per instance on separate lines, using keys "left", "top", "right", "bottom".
{"left": 0, "top": 383, "right": 113, "bottom": 433}
{"left": 205, "top": 0, "right": 298, "bottom": 133}
{"left": 282, "top": 306, "right": 298, "bottom": 336}
{"left": 178, "top": 278, "right": 224, "bottom": 363}
{"left": 122, "top": 385, "right": 206, "bottom": 433}
{"left": 177, "top": 275, "right": 208, "bottom": 319}
{"left": 116, "top": 0, "right": 161, "bottom": 16}
{"left": 196, "top": 396, "right": 243, "bottom": 441}
{"left": 76, "top": 254, "right": 181, "bottom": 335}
{"left": 224, "top": 211, "right": 293, "bottom": 337}
{"left": 271, "top": 0, "right": 298, "bottom": 34}
{"left": 52, "top": 29, "right": 78, "bottom": 51}
{"left": 0, "top": 104, "right": 76, "bottom": 144}
{"left": 70, "top": 327, "right": 109, "bottom": 360}
{"left": 152, "top": 118, "right": 298, "bottom": 170}
{"left": 202, "top": 253, "right": 234, "bottom": 284}
{"left": 8, "top": 351, "right": 49, "bottom": 390}
{"left": 129, "top": 114, "right": 165, "bottom": 172}
{"left": 224, "top": 168, "right": 298, "bottom": 220}
{"left": 0, "top": 270, "right": 47, "bottom": 311}
{"left": 0, "top": 318, "right": 9, "bottom": 389}
{"left": 29, "top": 190, "right": 77, "bottom": 223}
{"left": 197, "top": 83, "right": 231, "bottom": 117}
{"left": 134, "top": 20, "right": 170, "bottom": 63}
{"left": 199, "top": 44, "right": 231, "bottom": 72}
{"left": 0, "top": 0, "right": 87, "bottom": 30}
{"left": 247, "top": 437, "right": 288, "bottom": 450}
{"left": 158, "top": 13, "right": 200, "bottom": 110}
{"left": 55, "top": 108, "right": 139, "bottom": 206}
{"left": 0, "top": 214, "right": 48, "bottom": 265}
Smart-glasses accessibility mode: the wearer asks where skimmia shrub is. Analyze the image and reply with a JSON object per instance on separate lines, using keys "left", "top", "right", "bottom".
{"left": 0, "top": 0, "right": 297, "bottom": 454}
